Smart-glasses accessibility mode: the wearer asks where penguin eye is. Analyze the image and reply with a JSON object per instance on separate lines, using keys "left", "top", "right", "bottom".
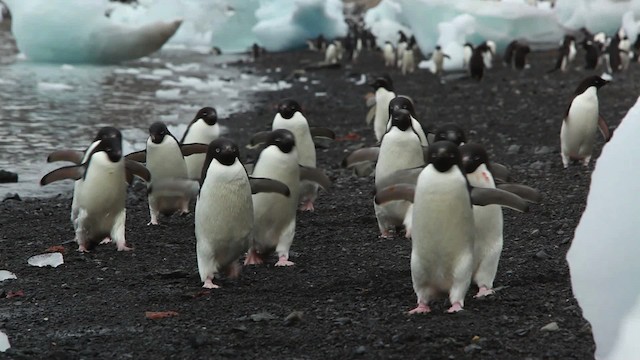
{"left": 215, "top": 147, "right": 221, "bottom": 153}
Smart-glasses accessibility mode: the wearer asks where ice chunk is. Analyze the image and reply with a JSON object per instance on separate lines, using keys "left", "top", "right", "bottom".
{"left": 609, "top": 293, "right": 640, "bottom": 359}
{"left": 155, "top": 89, "right": 181, "bottom": 99}
{"left": 364, "top": 0, "right": 412, "bottom": 48}
{"left": 554, "top": 0, "right": 636, "bottom": 35}
{"left": 28, "top": 252, "right": 64, "bottom": 268}
{"left": 567, "top": 96, "right": 640, "bottom": 359}
{"left": 0, "top": 270, "right": 17, "bottom": 282}
{"left": 210, "top": 0, "right": 261, "bottom": 53}
{"left": 0, "top": 331, "right": 9, "bottom": 353}
{"left": 37, "top": 82, "right": 74, "bottom": 91}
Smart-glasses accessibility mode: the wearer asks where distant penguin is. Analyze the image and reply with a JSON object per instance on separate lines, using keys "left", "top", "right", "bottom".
{"left": 432, "top": 45, "right": 449, "bottom": 75}
{"left": 401, "top": 36, "right": 416, "bottom": 75}
{"left": 181, "top": 107, "right": 220, "bottom": 180}
{"left": 550, "top": 35, "right": 576, "bottom": 72}
{"left": 334, "top": 40, "right": 344, "bottom": 61}
{"left": 370, "top": 76, "right": 396, "bottom": 142}
{"left": 513, "top": 43, "right": 531, "bottom": 70}
{"left": 196, "top": 138, "right": 290, "bottom": 288}
{"left": 583, "top": 40, "right": 601, "bottom": 70}
{"left": 481, "top": 40, "right": 496, "bottom": 69}
{"left": 353, "top": 35, "right": 363, "bottom": 63}
{"left": 383, "top": 41, "right": 396, "bottom": 67}
{"left": 619, "top": 34, "right": 631, "bottom": 71}
{"left": 325, "top": 42, "right": 338, "bottom": 64}
{"left": 41, "top": 128, "right": 150, "bottom": 252}
{"left": 374, "top": 141, "right": 529, "bottom": 314}
{"left": 374, "top": 109, "right": 425, "bottom": 238}
{"left": 469, "top": 44, "right": 486, "bottom": 80}
{"left": 433, "top": 123, "right": 467, "bottom": 146}
{"left": 396, "top": 31, "right": 408, "bottom": 68}
{"left": 560, "top": 76, "right": 611, "bottom": 168}
{"left": 463, "top": 42, "right": 474, "bottom": 72}
{"left": 503, "top": 40, "right": 518, "bottom": 68}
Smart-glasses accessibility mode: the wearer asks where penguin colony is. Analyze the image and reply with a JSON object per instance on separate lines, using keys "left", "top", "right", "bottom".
{"left": 39, "top": 21, "right": 626, "bottom": 314}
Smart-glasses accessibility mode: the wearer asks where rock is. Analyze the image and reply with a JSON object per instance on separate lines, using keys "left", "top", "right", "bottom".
{"left": 540, "top": 322, "right": 560, "bottom": 332}
{"left": 2, "top": 193, "right": 21, "bottom": 202}
{"left": 464, "top": 344, "right": 482, "bottom": 353}
{"left": 535, "top": 250, "right": 549, "bottom": 259}
{"left": 0, "top": 170, "right": 17, "bottom": 183}
{"left": 249, "top": 312, "right": 277, "bottom": 322}
{"left": 507, "top": 145, "right": 521, "bottom": 154}
{"left": 354, "top": 345, "right": 366, "bottom": 355}
{"left": 534, "top": 146, "right": 553, "bottom": 155}
{"left": 529, "top": 161, "right": 545, "bottom": 170}
{"left": 284, "top": 310, "right": 303, "bottom": 326}
{"left": 515, "top": 328, "right": 530, "bottom": 336}
{"left": 334, "top": 317, "right": 351, "bottom": 326}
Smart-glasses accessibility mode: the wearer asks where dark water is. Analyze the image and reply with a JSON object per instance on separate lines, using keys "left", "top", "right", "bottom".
{"left": 0, "top": 24, "right": 288, "bottom": 198}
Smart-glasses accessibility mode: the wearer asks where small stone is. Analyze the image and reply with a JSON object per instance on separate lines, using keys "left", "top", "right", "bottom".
{"left": 515, "top": 328, "right": 530, "bottom": 336}
{"left": 0, "top": 170, "right": 18, "bottom": 184}
{"left": 354, "top": 346, "right": 366, "bottom": 355}
{"left": 534, "top": 146, "right": 553, "bottom": 155}
{"left": 535, "top": 250, "right": 549, "bottom": 259}
{"left": 464, "top": 344, "right": 482, "bottom": 353}
{"left": 249, "top": 312, "right": 277, "bottom": 322}
{"left": 540, "top": 322, "right": 560, "bottom": 332}
{"left": 531, "top": 229, "right": 540, "bottom": 236}
{"left": 284, "top": 311, "right": 303, "bottom": 326}
{"left": 529, "top": 161, "right": 545, "bottom": 170}
{"left": 507, "top": 145, "right": 521, "bottom": 154}
{"left": 2, "top": 193, "right": 21, "bottom": 202}
{"left": 334, "top": 317, "right": 351, "bottom": 326}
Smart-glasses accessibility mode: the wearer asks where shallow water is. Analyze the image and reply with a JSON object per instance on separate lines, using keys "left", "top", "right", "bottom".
{"left": 0, "top": 25, "right": 284, "bottom": 198}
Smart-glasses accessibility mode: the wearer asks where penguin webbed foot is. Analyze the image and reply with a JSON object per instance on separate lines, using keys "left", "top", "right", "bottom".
{"left": 203, "top": 278, "right": 220, "bottom": 289}
{"left": 299, "top": 200, "right": 315, "bottom": 212}
{"left": 474, "top": 286, "right": 495, "bottom": 298}
{"left": 244, "top": 249, "right": 264, "bottom": 266}
{"left": 275, "top": 255, "right": 295, "bottom": 267}
{"left": 116, "top": 243, "right": 133, "bottom": 251}
{"left": 446, "top": 302, "right": 464, "bottom": 313}
{"left": 408, "top": 303, "right": 431, "bottom": 315}
{"left": 99, "top": 237, "right": 112, "bottom": 245}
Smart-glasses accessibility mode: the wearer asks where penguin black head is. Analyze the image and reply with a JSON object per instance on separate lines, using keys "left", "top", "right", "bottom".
{"left": 388, "top": 96, "right": 416, "bottom": 118}
{"left": 459, "top": 143, "right": 489, "bottom": 174}
{"left": 398, "top": 30, "right": 407, "bottom": 43}
{"left": 390, "top": 109, "right": 412, "bottom": 131}
{"left": 435, "top": 45, "right": 442, "bottom": 51}
{"left": 427, "top": 141, "right": 461, "bottom": 173}
{"left": 194, "top": 107, "right": 218, "bottom": 126}
{"left": 93, "top": 126, "right": 121, "bottom": 143}
{"left": 149, "top": 121, "right": 170, "bottom": 144}
{"left": 266, "top": 129, "right": 296, "bottom": 154}
{"left": 575, "top": 75, "right": 608, "bottom": 95}
{"left": 278, "top": 99, "right": 302, "bottom": 119}
{"left": 206, "top": 138, "right": 239, "bottom": 166}
{"left": 369, "top": 76, "right": 394, "bottom": 92}
{"left": 433, "top": 123, "right": 467, "bottom": 146}
{"left": 94, "top": 129, "right": 123, "bottom": 163}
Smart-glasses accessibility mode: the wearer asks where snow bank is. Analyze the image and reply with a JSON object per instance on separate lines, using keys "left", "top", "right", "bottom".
{"left": 554, "top": 0, "right": 640, "bottom": 35}
{"left": 567, "top": 96, "right": 640, "bottom": 360}
{"left": 363, "top": 0, "right": 412, "bottom": 48}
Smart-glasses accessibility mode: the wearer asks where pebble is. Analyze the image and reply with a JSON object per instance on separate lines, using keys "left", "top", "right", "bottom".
{"left": 354, "top": 345, "right": 366, "bottom": 355}
{"left": 249, "top": 312, "right": 277, "bottom": 322}
{"left": 535, "top": 250, "right": 549, "bottom": 259}
{"left": 507, "top": 144, "right": 521, "bottom": 154}
{"left": 284, "top": 310, "right": 303, "bottom": 326}
{"left": 464, "top": 344, "right": 482, "bottom": 353}
{"left": 540, "top": 322, "right": 560, "bottom": 332}
{"left": 534, "top": 146, "right": 553, "bottom": 155}
{"left": 529, "top": 161, "right": 545, "bottom": 170}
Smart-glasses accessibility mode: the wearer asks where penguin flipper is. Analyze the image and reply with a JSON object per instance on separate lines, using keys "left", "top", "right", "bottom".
{"left": 489, "top": 162, "right": 511, "bottom": 182}
{"left": 180, "top": 143, "right": 209, "bottom": 156}
{"left": 248, "top": 131, "right": 271, "bottom": 149}
{"left": 125, "top": 160, "right": 151, "bottom": 182}
{"left": 299, "top": 166, "right": 331, "bottom": 190}
{"left": 375, "top": 166, "right": 423, "bottom": 193}
{"left": 598, "top": 115, "right": 611, "bottom": 141}
{"left": 125, "top": 150, "right": 147, "bottom": 163}
{"left": 374, "top": 184, "right": 415, "bottom": 204}
{"left": 244, "top": 163, "right": 254, "bottom": 175}
{"left": 40, "top": 164, "right": 85, "bottom": 185}
{"left": 470, "top": 187, "right": 529, "bottom": 212}
{"left": 365, "top": 105, "right": 376, "bottom": 125}
{"left": 496, "top": 183, "right": 541, "bottom": 203}
{"left": 342, "top": 147, "right": 380, "bottom": 168}
{"left": 249, "top": 177, "right": 290, "bottom": 196}
{"left": 47, "top": 150, "right": 84, "bottom": 164}
{"left": 309, "top": 127, "right": 336, "bottom": 140}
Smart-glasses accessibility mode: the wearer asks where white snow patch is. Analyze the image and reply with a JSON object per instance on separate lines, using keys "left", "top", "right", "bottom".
{"left": 37, "top": 82, "right": 74, "bottom": 91}
{"left": 0, "top": 270, "right": 17, "bottom": 282}
{"left": 0, "top": 331, "right": 9, "bottom": 353}
{"left": 155, "top": 89, "right": 181, "bottom": 99}
{"left": 28, "top": 252, "right": 64, "bottom": 268}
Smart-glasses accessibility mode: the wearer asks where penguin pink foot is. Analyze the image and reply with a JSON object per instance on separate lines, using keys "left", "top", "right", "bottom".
{"left": 299, "top": 200, "right": 315, "bottom": 212}
{"left": 117, "top": 243, "right": 133, "bottom": 251}
{"left": 474, "top": 286, "right": 495, "bottom": 298}
{"left": 99, "top": 237, "right": 112, "bottom": 245}
{"left": 275, "top": 255, "right": 295, "bottom": 267}
{"left": 447, "top": 302, "right": 464, "bottom": 313}
{"left": 203, "top": 278, "right": 220, "bottom": 289}
{"left": 408, "top": 303, "right": 431, "bottom": 314}
{"left": 244, "top": 249, "right": 264, "bottom": 265}
{"left": 379, "top": 229, "right": 393, "bottom": 239}
{"left": 78, "top": 244, "right": 89, "bottom": 253}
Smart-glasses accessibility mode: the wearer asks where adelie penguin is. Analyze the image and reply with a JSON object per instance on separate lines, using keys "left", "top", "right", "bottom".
{"left": 513, "top": 42, "right": 531, "bottom": 70}
{"left": 366, "top": 76, "right": 396, "bottom": 142}
{"left": 374, "top": 141, "right": 529, "bottom": 314}
{"left": 560, "top": 75, "right": 611, "bottom": 168}
{"left": 431, "top": 45, "right": 450, "bottom": 76}
{"left": 401, "top": 36, "right": 417, "bottom": 75}
{"left": 244, "top": 129, "right": 331, "bottom": 267}
{"left": 549, "top": 35, "right": 577, "bottom": 73}
{"left": 383, "top": 41, "right": 396, "bottom": 67}
{"left": 503, "top": 40, "right": 518, "bottom": 68}
{"left": 41, "top": 127, "right": 150, "bottom": 252}
{"left": 125, "top": 122, "right": 209, "bottom": 225}
{"left": 582, "top": 39, "right": 601, "bottom": 70}
{"left": 469, "top": 44, "right": 487, "bottom": 80}
{"left": 195, "top": 138, "right": 290, "bottom": 289}
{"left": 181, "top": 107, "right": 220, "bottom": 180}
{"left": 249, "top": 99, "right": 335, "bottom": 211}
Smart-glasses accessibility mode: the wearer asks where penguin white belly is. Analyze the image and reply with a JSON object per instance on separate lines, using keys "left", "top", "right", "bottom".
{"left": 483, "top": 51, "right": 493, "bottom": 69}
{"left": 384, "top": 116, "right": 428, "bottom": 146}
{"left": 147, "top": 139, "right": 190, "bottom": 218}
{"left": 325, "top": 44, "right": 337, "bottom": 64}
{"left": 561, "top": 90, "right": 599, "bottom": 159}
{"left": 463, "top": 48, "right": 472, "bottom": 68}
{"left": 71, "top": 141, "right": 101, "bottom": 227}
{"left": 433, "top": 53, "right": 444, "bottom": 73}
{"left": 401, "top": 50, "right": 415, "bottom": 74}
{"left": 251, "top": 147, "right": 300, "bottom": 256}
{"left": 383, "top": 45, "right": 395, "bottom": 67}
{"left": 374, "top": 89, "right": 396, "bottom": 141}
{"left": 397, "top": 42, "right": 407, "bottom": 68}
{"left": 411, "top": 167, "right": 474, "bottom": 303}
{"left": 569, "top": 44, "right": 577, "bottom": 63}
{"left": 195, "top": 162, "right": 252, "bottom": 281}
{"left": 76, "top": 155, "right": 127, "bottom": 242}
{"left": 183, "top": 122, "right": 220, "bottom": 179}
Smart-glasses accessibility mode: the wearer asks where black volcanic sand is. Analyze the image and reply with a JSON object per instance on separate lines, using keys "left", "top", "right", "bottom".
{"left": 2, "top": 48, "right": 639, "bottom": 359}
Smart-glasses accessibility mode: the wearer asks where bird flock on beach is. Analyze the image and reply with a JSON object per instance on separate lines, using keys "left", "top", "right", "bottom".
{"left": 39, "top": 17, "right": 625, "bottom": 314}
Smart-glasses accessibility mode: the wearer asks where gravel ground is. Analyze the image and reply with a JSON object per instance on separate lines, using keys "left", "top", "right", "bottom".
{"left": 2, "top": 47, "right": 638, "bottom": 359}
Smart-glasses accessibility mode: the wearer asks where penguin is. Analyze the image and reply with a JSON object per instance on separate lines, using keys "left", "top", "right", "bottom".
{"left": 369, "top": 76, "right": 396, "bottom": 142}
{"left": 196, "top": 138, "right": 290, "bottom": 288}
{"left": 374, "top": 141, "right": 529, "bottom": 314}
{"left": 432, "top": 45, "right": 450, "bottom": 76}
{"left": 582, "top": 40, "right": 601, "bottom": 70}
{"left": 401, "top": 36, "right": 416, "bottom": 75}
{"left": 244, "top": 129, "right": 331, "bottom": 266}
{"left": 374, "top": 109, "right": 425, "bottom": 238}
{"left": 385, "top": 96, "right": 428, "bottom": 146}
{"left": 181, "top": 107, "right": 220, "bottom": 180}
{"left": 619, "top": 34, "right": 631, "bottom": 71}
{"left": 383, "top": 41, "right": 396, "bottom": 67}
{"left": 549, "top": 35, "right": 576, "bottom": 73}
{"left": 463, "top": 42, "right": 474, "bottom": 72}
{"left": 41, "top": 128, "right": 150, "bottom": 252}
{"left": 513, "top": 43, "right": 531, "bottom": 70}
{"left": 325, "top": 42, "right": 338, "bottom": 64}
{"left": 481, "top": 40, "right": 496, "bottom": 69}
{"left": 125, "top": 122, "right": 207, "bottom": 225}
{"left": 560, "top": 75, "right": 611, "bottom": 168}
{"left": 432, "top": 123, "right": 467, "bottom": 145}
{"left": 353, "top": 33, "right": 363, "bottom": 63}
{"left": 503, "top": 40, "right": 518, "bottom": 68}
{"left": 334, "top": 40, "right": 344, "bottom": 61}
{"left": 469, "top": 44, "right": 486, "bottom": 80}
{"left": 605, "top": 33, "right": 622, "bottom": 73}
{"left": 396, "top": 31, "right": 408, "bottom": 69}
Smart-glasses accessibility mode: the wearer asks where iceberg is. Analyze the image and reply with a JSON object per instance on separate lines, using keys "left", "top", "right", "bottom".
{"left": 567, "top": 96, "right": 640, "bottom": 360}
{"left": 4, "top": 0, "right": 181, "bottom": 64}
{"left": 363, "top": 0, "right": 413, "bottom": 48}
{"left": 554, "top": 0, "right": 640, "bottom": 35}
